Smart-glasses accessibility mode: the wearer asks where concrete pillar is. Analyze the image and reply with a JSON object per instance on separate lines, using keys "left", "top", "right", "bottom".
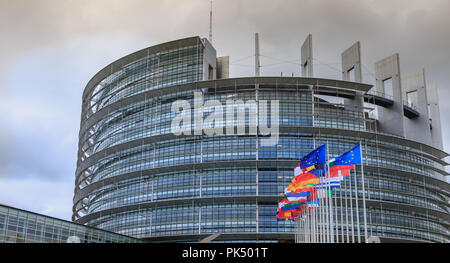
{"left": 341, "top": 41, "right": 362, "bottom": 83}
{"left": 201, "top": 38, "right": 217, "bottom": 80}
{"left": 401, "top": 69, "right": 432, "bottom": 145}
{"left": 301, "top": 34, "right": 313, "bottom": 77}
{"left": 375, "top": 53, "right": 405, "bottom": 137}
{"left": 427, "top": 84, "right": 444, "bottom": 150}
{"left": 342, "top": 41, "right": 364, "bottom": 118}
{"left": 216, "top": 56, "right": 229, "bottom": 79}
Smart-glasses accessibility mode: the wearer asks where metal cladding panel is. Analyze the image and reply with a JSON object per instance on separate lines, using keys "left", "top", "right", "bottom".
{"left": 427, "top": 84, "right": 444, "bottom": 150}
{"left": 375, "top": 54, "right": 405, "bottom": 137}
{"left": 216, "top": 56, "right": 230, "bottom": 79}
{"left": 301, "top": 34, "right": 313, "bottom": 77}
{"left": 342, "top": 41, "right": 362, "bottom": 83}
{"left": 402, "top": 69, "right": 433, "bottom": 145}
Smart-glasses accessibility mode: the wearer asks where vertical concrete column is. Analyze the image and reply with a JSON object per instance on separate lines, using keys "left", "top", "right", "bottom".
{"left": 401, "top": 69, "right": 432, "bottom": 145}
{"left": 427, "top": 84, "right": 444, "bottom": 150}
{"left": 216, "top": 56, "right": 230, "bottom": 79}
{"left": 375, "top": 53, "right": 405, "bottom": 137}
{"left": 341, "top": 41, "right": 362, "bottom": 83}
{"left": 201, "top": 38, "right": 217, "bottom": 80}
{"left": 341, "top": 41, "right": 364, "bottom": 120}
{"left": 301, "top": 34, "right": 313, "bottom": 77}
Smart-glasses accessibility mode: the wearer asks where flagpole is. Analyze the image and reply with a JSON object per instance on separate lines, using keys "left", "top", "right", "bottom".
{"left": 308, "top": 210, "right": 311, "bottom": 243}
{"left": 315, "top": 191, "right": 319, "bottom": 243}
{"left": 312, "top": 190, "right": 316, "bottom": 243}
{"left": 344, "top": 174, "right": 349, "bottom": 243}
{"left": 320, "top": 177, "right": 325, "bottom": 243}
{"left": 323, "top": 173, "right": 330, "bottom": 243}
{"left": 360, "top": 142, "right": 369, "bottom": 243}
{"left": 298, "top": 211, "right": 301, "bottom": 243}
{"left": 298, "top": 214, "right": 301, "bottom": 243}
{"left": 315, "top": 193, "right": 319, "bottom": 244}
{"left": 349, "top": 170, "right": 355, "bottom": 243}
{"left": 326, "top": 142, "right": 334, "bottom": 243}
{"left": 317, "top": 172, "right": 326, "bottom": 243}
{"left": 302, "top": 215, "right": 305, "bottom": 243}
{"left": 307, "top": 201, "right": 316, "bottom": 243}
{"left": 294, "top": 214, "right": 297, "bottom": 243}
{"left": 312, "top": 139, "right": 316, "bottom": 244}
{"left": 295, "top": 218, "right": 297, "bottom": 243}
{"left": 317, "top": 173, "right": 321, "bottom": 243}
{"left": 303, "top": 215, "right": 308, "bottom": 243}
{"left": 317, "top": 178, "right": 321, "bottom": 243}
{"left": 312, "top": 208, "right": 315, "bottom": 243}
{"left": 302, "top": 216, "right": 305, "bottom": 243}
{"left": 334, "top": 185, "right": 339, "bottom": 242}
{"left": 306, "top": 211, "right": 309, "bottom": 243}
{"left": 309, "top": 210, "right": 312, "bottom": 243}
{"left": 340, "top": 181, "right": 344, "bottom": 243}
{"left": 298, "top": 213, "right": 305, "bottom": 243}
{"left": 354, "top": 167, "right": 361, "bottom": 243}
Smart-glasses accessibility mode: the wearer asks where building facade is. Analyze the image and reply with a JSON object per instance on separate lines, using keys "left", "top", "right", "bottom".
{"left": 73, "top": 36, "right": 450, "bottom": 243}
{"left": 0, "top": 205, "right": 140, "bottom": 243}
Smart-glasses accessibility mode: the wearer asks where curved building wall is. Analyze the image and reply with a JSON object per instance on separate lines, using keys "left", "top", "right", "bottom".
{"left": 74, "top": 40, "right": 450, "bottom": 243}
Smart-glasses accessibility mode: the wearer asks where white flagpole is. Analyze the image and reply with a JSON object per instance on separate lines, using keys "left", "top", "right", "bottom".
{"left": 349, "top": 170, "right": 355, "bottom": 243}
{"left": 304, "top": 216, "right": 306, "bottom": 243}
{"left": 322, "top": 175, "right": 326, "bottom": 243}
{"left": 318, "top": 177, "right": 321, "bottom": 243}
{"left": 321, "top": 177, "right": 325, "bottom": 243}
{"left": 299, "top": 217, "right": 302, "bottom": 243}
{"left": 334, "top": 185, "right": 339, "bottom": 242}
{"left": 302, "top": 217, "right": 305, "bottom": 243}
{"left": 354, "top": 167, "right": 361, "bottom": 243}
{"left": 298, "top": 218, "right": 301, "bottom": 243}
{"left": 294, "top": 215, "right": 297, "bottom": 243}
{"left": 312, "top": 204, "right": 315, "bottom": 244}
{"left": 311, "top": 196, "right": 314, "bottom": 243}
{"left": 312, "top": 190, "right": 316, "bottom": 243}
{"left": 307, "top": 212, "right": 310, "bottom": 243}
{"left": 317, "top": 172, "right": 322, "bottom": 243}
{"left": 301, "top": 217, "right": 306, "bottom": 243}
{"left": 360, "top": 143, "right": 369, "bottom": 243}
{"left": 295, "top": 218, "right": 297, "bottom": 243}
{"left": 319, "top": 174, "right": 325, "bottom": 243}
{"left": 344, "top": 174, "right": 349, "bottom": 243}
{"left": 326, "top": 142, "right": 334, "bottom": 243}
{"left": 309, "top": 210, "right": 312, "bottom": 243}
{"left": 340, "top": 181, "right": 344, "bottom": 243}
{"left": 303, "top": 216, "right": 308, "bottom": 243}
{"left": 303, "top": 216, "right": 306, "bottom": 243}
{"left": 324, "top": 174, "right": 330, "bottom": 243}
{"left": 298, "top": 217, "right": 300, "bottom": 243}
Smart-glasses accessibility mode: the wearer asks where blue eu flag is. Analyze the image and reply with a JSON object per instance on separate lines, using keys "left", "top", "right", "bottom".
{"left": 300, "top": 144, "right": 327, "bottom": 176}
{"left": 334, "top": 144, "right": 362, "bottom": 165}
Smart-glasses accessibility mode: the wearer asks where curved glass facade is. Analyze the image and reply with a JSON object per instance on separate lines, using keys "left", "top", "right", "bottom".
{"left": 74, "top": 38, "right": 450, "bottom": 243}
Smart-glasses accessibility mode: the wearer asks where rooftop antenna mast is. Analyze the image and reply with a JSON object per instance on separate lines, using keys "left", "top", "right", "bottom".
{"left": 209, "top": 0, "right": 213, "bottom": 43}
{"left": 255, "top": 33, "right": 260, "bottom": 76}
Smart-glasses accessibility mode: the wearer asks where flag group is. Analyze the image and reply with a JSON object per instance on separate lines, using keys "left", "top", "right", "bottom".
{"left": 277, "top": 144, "right": 362, "bottom": 222}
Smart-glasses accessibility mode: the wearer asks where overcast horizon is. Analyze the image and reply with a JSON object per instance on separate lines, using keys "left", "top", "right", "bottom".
{"left": 1, "top": 0, "right": 449, "bottom": 221}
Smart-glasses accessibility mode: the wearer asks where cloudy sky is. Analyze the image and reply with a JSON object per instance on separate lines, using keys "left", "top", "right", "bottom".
{"left": 0, "top": 0, "right": 449, "bottom": 221}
